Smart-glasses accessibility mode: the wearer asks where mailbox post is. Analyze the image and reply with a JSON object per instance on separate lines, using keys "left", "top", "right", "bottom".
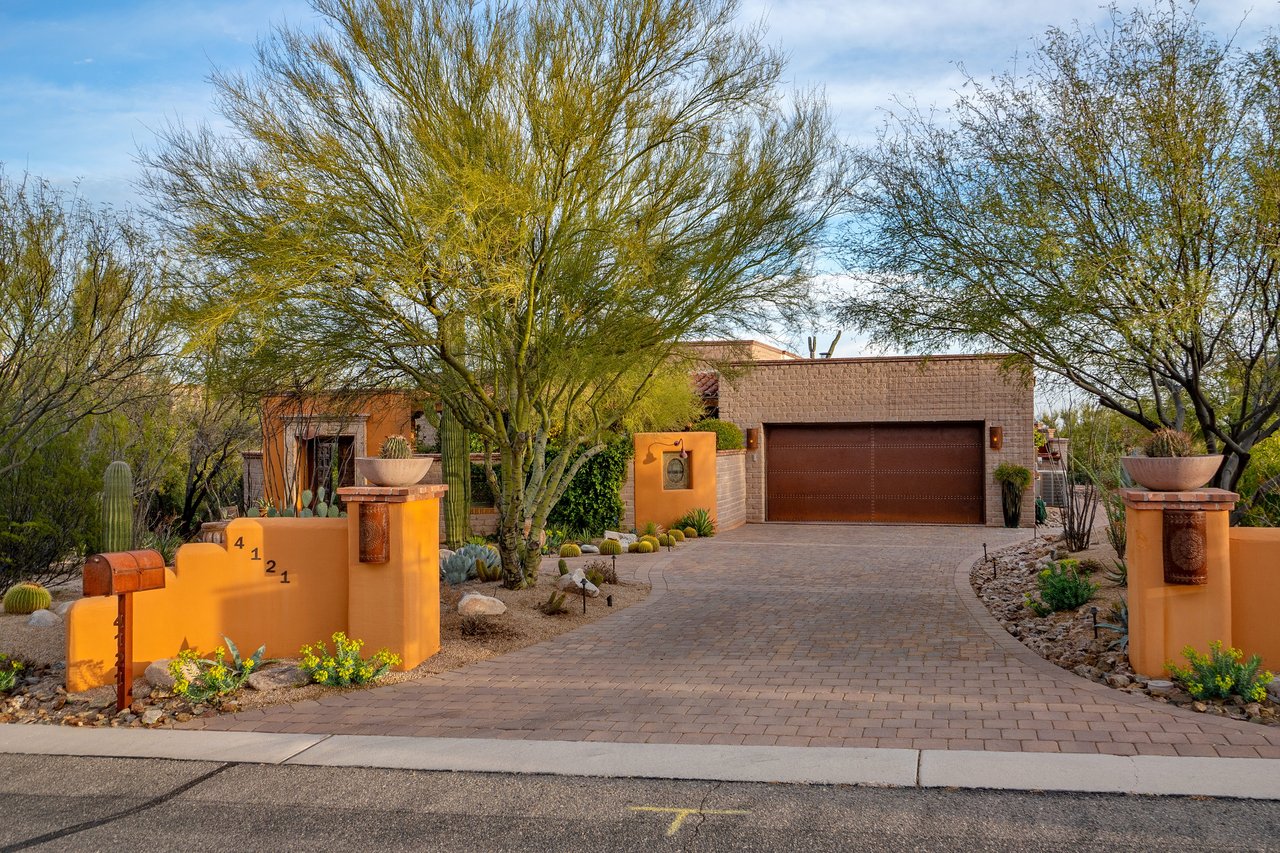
{"left": 83, "top": 550, "right": 166, "bottom": 712}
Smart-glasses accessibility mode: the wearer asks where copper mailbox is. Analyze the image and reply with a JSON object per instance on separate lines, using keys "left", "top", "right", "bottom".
{"left": 83, "top": 550, "right": 167, "bottom": 597}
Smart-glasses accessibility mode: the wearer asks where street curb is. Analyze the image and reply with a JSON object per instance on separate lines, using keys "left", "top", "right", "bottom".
{"left": 3, "top": 726, "right": 1279, "bottom": 799}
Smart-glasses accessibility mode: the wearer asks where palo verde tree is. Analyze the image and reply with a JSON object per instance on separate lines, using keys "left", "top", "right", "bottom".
{"left": 841, "top": 3, "right": 1280, "bottom": 507}
{"left": 146, "top": 0, "right": 844, "bottom": 584}
{"left": 0, "top": 171, "right": 168, "bottom": 475}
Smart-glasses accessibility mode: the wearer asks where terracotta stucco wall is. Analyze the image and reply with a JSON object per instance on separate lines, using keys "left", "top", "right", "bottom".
{"left": 632, "top": 431, "right": 718, "bottom": 530}
{"left": 1230, "top": 527, "right": 1280, "bottom": 671}
{"left": 717, "top": 355, "right": 1035, "bottom": 527}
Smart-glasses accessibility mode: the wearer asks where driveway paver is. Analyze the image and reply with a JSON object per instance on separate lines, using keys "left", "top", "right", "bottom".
{"left": 187, "top": 524, "right": 1280, "bottom": 758}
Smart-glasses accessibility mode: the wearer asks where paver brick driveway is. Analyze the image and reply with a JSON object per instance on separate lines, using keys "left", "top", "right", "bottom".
{"left": 191, "top": 524, "right": 1280, "bottom": 758}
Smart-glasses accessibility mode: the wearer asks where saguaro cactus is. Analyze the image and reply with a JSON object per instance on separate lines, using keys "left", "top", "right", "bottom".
{"left": 102, "top": 460, "right": 134, "bottom": 552}
{"left": 440, "top": 402, "right": 472, "bottom": 550}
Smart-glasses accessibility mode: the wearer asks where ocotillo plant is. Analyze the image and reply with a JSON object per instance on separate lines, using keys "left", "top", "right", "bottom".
{"left": 102, "top": 460, "right": 134, "bottom": 552}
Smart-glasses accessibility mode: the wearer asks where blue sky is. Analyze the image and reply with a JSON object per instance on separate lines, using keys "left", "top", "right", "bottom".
{"left": 2, "top": 0, "right": 1277, "bottom": 360}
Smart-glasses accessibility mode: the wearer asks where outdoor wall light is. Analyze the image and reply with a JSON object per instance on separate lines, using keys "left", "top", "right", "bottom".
{"left": 643, "top": 437, "right": 686, "bottom": 464}
{"left": 989, "top": 426, "right": 1003, "bottom": 450}
{"left": 746, "top": 428, "right": 759, "bottom": 450}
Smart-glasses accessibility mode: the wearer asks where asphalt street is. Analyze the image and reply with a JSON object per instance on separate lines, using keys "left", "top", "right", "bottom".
{"left": 2, "top": 755, "right": 1280, "bottom": 851}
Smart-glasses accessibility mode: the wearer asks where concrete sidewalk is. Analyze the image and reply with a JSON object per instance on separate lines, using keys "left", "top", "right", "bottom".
{"left": 2, "top": 724, "right": 1279, "bottom": 800}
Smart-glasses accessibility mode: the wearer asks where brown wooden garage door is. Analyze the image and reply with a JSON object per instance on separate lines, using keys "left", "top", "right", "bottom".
{"left": 766, "top": 423, "right": 984, "bottom": 524}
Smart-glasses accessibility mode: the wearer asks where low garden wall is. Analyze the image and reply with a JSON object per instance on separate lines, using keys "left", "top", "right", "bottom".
{"left": 1229, "top": 527, "right": 1280, "bottom": 671}
{"left": 715, "top": 450, "right": 746, "bottom": 532}
{"left": 66, "top": 486, "right": 444, "bottom": 692}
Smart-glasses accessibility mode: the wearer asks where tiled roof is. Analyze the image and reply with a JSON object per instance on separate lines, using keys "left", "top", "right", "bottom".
{"left": 693, "top": 371, "right": 719, "bottom": 399}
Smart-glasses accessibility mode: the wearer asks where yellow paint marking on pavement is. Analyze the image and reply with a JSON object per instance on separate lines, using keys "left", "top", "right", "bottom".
{"left": 628, "top": 806, "right": 751, "bottom": 836}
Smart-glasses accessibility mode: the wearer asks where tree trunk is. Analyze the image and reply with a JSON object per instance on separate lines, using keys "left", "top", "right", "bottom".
{"left": 439, "top": 403, "right": 471, "bottom": 550}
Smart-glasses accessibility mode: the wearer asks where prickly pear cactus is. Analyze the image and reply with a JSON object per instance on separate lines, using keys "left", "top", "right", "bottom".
{"left": 102, "top": 460, "right": 134, "bottom": 552}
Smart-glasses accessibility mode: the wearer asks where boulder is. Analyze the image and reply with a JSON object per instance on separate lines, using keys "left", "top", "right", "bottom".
{"left": 458, "top": 593, "right": 507, "bottom": 617}
{"left": 26, "top": 609, "right": 60, "bottom": 627}
{"left": 439, "top": 549, "right": 455, "bottom": 569}
{"left": 53, "top": 601, "right": 75, "bottom": 617}
{"left": 579, "top": 544, "right": 600, "bottom": 554}
{"left": 556, "top": 569, "right": 599, "bottom": 598}
{"left": 604, "top": 531, "right": 637, "bottom": 546}
{"left": 145, "top": 658, "right": 198, "bottom": 691}
{"left": 247, "top": 664, "right": 311, "bottom": 691}
{"left": 141, "top": 707, "right": 164, "bottom": 726}
{"left": 1104, "top": 673, "right": 1131, "bottom": 689}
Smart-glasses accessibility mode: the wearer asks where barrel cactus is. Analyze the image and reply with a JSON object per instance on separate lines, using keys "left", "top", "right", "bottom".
{"left": 636, "top": 540, "right": 654, "bottom": 554}
{"left": 599, "top": 539, "right": 623, "bottom": 556}
{"left": 559, "top": 543, "right": 582, "bottom": 558}
{"left": 684, "top": 527, "right": 697, "bottom": 538}
{"left": 627, "top": 541, "right": 642, "bottom": 553}
{"left": 380, "top": 434, "right": 414, "bottom": 459}
{"left": 3, "top": 582, "right": 51, "bottom": 615}
{"left": 1143, "top": 428, "right": 1194, "bottom": 458}
{"left": 669, "top": 529, "right": 685, "bottom": 542}
{"left": 102, "top": 460, "right": 134, "bottom": 552}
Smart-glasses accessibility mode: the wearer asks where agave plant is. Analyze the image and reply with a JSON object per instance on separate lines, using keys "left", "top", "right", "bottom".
{"left": 1098, "top": 599, "right": 1129, "bottom": 652}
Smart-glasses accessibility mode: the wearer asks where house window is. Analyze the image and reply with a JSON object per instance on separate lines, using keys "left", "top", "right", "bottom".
{"left": 303, "top": 435, "right": 355, "bottom": 498}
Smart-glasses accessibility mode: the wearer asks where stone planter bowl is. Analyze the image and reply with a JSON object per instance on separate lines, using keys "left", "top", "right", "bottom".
{"left": 355, "top": 456, "right": 434, "bottom": 487}
{"left": 1121, "top": 455, "right": 1223, "bottom": 492}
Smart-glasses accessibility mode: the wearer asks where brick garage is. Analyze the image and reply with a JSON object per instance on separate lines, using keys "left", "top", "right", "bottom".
{"left": 717, "top": 354, "right": 1034, "bottom": 527}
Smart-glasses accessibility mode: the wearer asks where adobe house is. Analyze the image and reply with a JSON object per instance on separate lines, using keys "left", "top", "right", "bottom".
{"left": 246, "top": 343, "right": 1034, "bottom": 530}
{"left": 709, "top": 350, "right": 1035, "bottom": 527}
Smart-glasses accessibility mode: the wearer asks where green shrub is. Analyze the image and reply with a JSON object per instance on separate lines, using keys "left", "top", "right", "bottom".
{"left": 3, "top": 581, "right": 51, "bottom": 614}
{"left": 1025, "top": 560, "right": 1096, "bottom": 616}
{"left": 547, "top": 439, "right": 630, "bottom": 536}
{"left": 692, "top": 418, "right": 744, "bottom": 451}
{"left": 559, "top": 543, "right": 582, "bottom": 558}
{"left": 169, "top": 637, "right": 265, "bottom": 703}
{"left": 1168, "top": 641, "right": 1274, "bottom": 702}
{"left": 0, "top": 654, "right": 23, "bottom": 692}
{"left": 583, "top": 559, "right": 616, "bottom": 585}
{"left": 300, "top": 632, "right": 399, "bottom": 686}
{"left": 674, "top": 508, "right": 715, "bottom": 538}
{"left": 599, "top": 539, "right": 623, "bottom": 556}
{"left": 993, "top": 463, "right": 1032, "bottom": 490}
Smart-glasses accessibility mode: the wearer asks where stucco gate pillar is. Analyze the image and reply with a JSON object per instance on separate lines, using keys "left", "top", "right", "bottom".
{"left": 338, "top": 484, "right": 446, "bottom": 671}
{"left": 1120, "top": 488, "right": 1238, "bottom": 678}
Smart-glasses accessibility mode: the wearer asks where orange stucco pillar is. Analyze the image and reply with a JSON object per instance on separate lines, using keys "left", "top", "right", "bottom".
{"left": 338, "top": 484, "right": 446, "bottom": 671}
{"left": 1121, "top": 488, "right": 1238, "bottom": 678}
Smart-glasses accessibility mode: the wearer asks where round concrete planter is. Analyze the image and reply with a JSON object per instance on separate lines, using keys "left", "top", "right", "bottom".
{"left": 1121, "top": 455, "right": 1223, "bottom": 491}
{"left": 355, "top": 456, "right": 434, "bottom": 487}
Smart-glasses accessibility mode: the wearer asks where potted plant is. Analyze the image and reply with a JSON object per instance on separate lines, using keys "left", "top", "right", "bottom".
{"left": 1121, "top": 428, "right": 1223, "bottom": 491}
{"left": 993, "top": 463, "right": 1032, "bottom": 528}
{"left": 355, "top": 434, "right": 434, "bottom": 487}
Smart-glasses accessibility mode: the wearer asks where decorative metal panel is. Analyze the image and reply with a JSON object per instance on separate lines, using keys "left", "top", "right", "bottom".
{"left": 1163, "top": 509, "right": 1208, "bottom": 585}
{"left": 359, "top": 502, "right": 390, "bottom": 564}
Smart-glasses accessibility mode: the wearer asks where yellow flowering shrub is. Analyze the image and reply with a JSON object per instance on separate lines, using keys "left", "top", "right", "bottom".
{"left": 168, "top": 637, "right": 265, "bottom": 703}
{"left": 1168, "top": 641, "right": 1274, "bottom": 703}
{"left": 299, "top": 632, "right": 399, "bottom": 687}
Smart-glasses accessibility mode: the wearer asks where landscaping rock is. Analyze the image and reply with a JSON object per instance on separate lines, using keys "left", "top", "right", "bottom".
{"left": 25, "top": 609, "right": 60, "bottom": 627}
{"left": 556, "top": 569, "right": 599, "bottom": 597}
{"left": 1146, "top": 679, "right": 1177, "bottom": 697}
{"left": 144, "top": 658, "right": 197, "bottom": 691}
{"left": 247, "top": 664, "right": 310, "bottom": 691}
{"left": 141, "top": 708, "right": 164, "bottom": 726}
{"left": 605, "top": 531, "right": 637, "bottom": 546}
{"left": 53, "top": 601, "right": 75, "bottom": 617}
{"left": 439, "top": 549, "right": 455, "bottom": 569}
{"left": 579, "top": 544, "right": 600, "bottom": 554}
{"left": 1105, "top": 673, "right": 1130, "bottom": 689}
{"left": 458, "top": 593, "right": 507, "bottom": 617}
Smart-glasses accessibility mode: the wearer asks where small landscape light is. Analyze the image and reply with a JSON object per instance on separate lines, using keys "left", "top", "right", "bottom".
{"left": 1091, "top": 606, "right": 1099, "bottom": 639}
{"left": 580, "top": 577, "right": 589, "bottom": 614}
{"left": 606, "top": 595, "right": 613, "bottom": 607}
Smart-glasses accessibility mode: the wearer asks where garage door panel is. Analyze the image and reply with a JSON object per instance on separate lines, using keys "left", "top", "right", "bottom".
{"left": 765, "top": 422, "right": 984, "bottom": 524}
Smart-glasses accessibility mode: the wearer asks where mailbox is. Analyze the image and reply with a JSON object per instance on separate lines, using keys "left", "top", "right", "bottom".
{"left": 83, "top": 550, "right": 167, "bottom": 597}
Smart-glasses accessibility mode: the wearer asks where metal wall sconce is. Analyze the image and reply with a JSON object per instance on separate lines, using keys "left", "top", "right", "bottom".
{"left": 989, "top": 426, "right": 1003, "bottom": 450}
{"left": 746, "top": 428, "right": 759, "bottom": 450}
